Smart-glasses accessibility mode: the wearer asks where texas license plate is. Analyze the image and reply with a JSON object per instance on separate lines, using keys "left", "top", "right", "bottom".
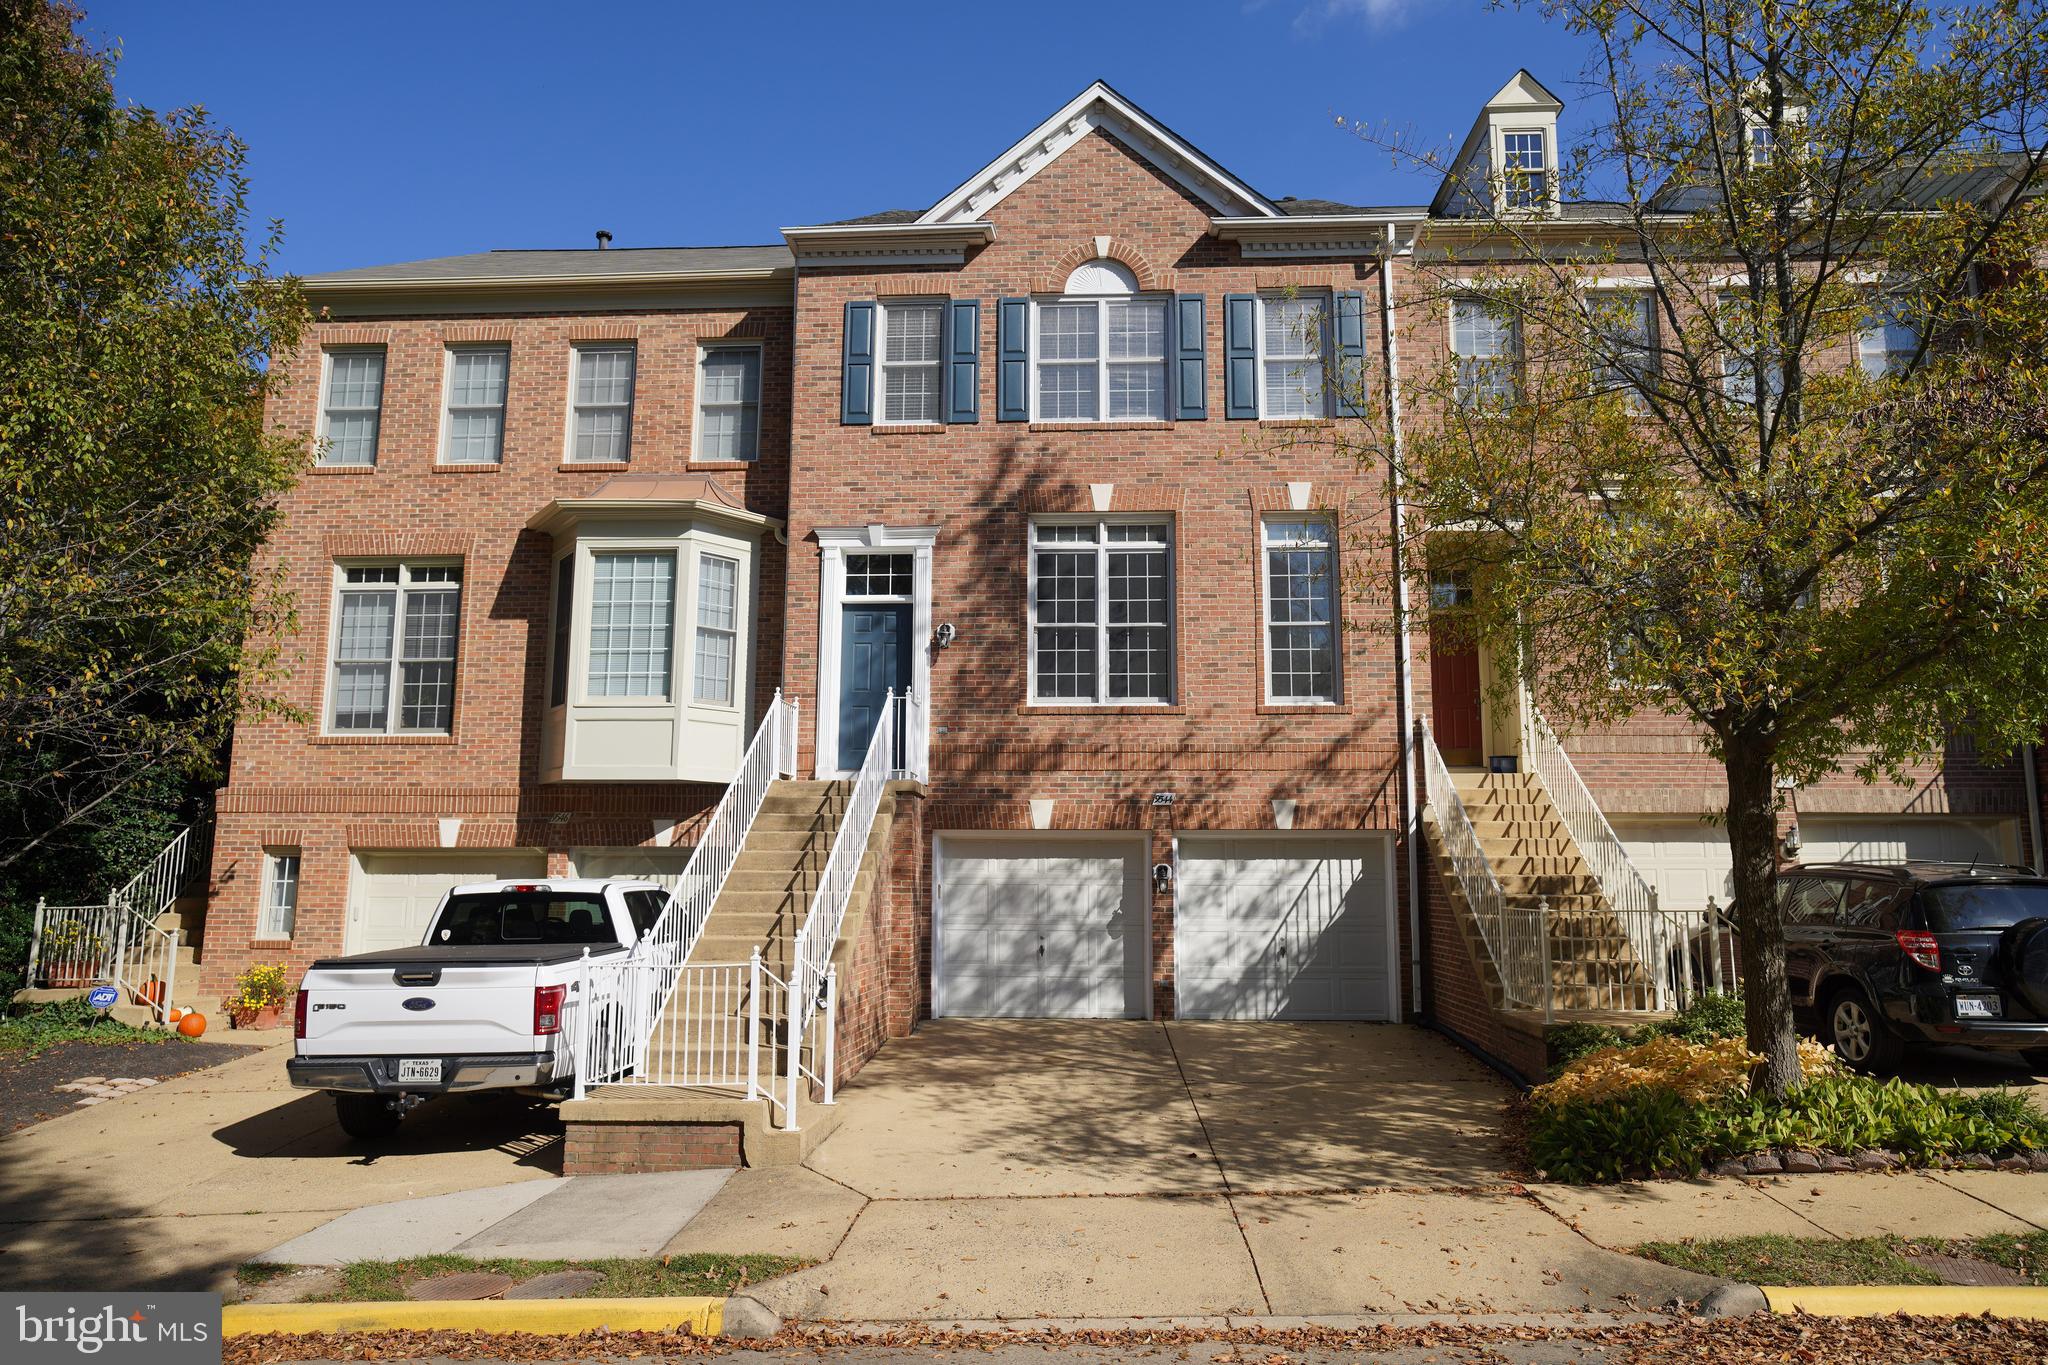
{"left": 397, "top": 1058, "right": 442, "bottom": 1083}
{"left": 1956, "top": 996, "right": 2002, "bottom": 1019}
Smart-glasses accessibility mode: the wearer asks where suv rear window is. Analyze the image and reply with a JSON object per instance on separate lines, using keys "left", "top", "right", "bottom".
{"left": 431, "top": 891, "right": 616, "bottom": 946}
{"left": 1923, "top": 883, "right": 2048, "bottom": 932}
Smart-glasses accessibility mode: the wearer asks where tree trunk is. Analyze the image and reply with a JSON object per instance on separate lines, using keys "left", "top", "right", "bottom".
{"left": 1724, "top": 730, "right": 1802, "bottom": 1097}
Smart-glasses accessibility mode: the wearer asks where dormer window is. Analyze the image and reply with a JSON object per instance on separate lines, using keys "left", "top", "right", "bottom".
{"left": 1501, "top": 130, "right": 1549, "bottom": 210}
{"left": 1746, "top": 124, "right": 1776, "bottom": 169}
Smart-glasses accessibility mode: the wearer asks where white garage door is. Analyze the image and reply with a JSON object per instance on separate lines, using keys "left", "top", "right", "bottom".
{"left": 935, "top": 836, "right": 1148, "bottom": 1018}
{"left": 571, "top": 847, "right": 697, "bottom": 890}
{"left": 1801, "top": 817, "right": 2016, "bottom": 865}
{"left": 1175, "top": 836, "right": 1394, "bottom": 1020}
{"left": 347, "top": 852, "right": 547, "bottom": 955}
{"left": 1616, "top": 820, "right": 1736, "bottom": 913}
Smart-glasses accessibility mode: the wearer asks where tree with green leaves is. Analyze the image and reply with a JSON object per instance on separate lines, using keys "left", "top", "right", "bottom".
{"left": 0, "top": 0, "right": 306, "bottom": 877}
{"left": 1337, "top": 0, "right": 2048, "bottom": 1094}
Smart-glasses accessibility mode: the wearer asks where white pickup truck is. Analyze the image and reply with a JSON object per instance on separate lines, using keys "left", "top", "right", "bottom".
{"left": 288, "top": 878, "right": 673, "bottom": 1141}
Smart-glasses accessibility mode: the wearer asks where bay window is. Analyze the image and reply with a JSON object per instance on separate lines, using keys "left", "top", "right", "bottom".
{"left": 586, "top": 552, "right": 675, "bottom": 699}
{"left": 1030, "top": 520, "right": 1173, "bottom": 704}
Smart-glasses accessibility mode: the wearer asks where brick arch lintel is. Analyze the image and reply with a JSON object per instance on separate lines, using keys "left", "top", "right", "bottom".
{"left": 1035, "top": 238, "right": 1174, "bottom": 294}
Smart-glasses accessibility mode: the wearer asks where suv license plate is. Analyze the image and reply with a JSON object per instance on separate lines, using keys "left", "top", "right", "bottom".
{"left": 397, "top": 1059, "right": 442, "bottom": 1084}
{"left": 1956, "top": 996, "right": 2002, "bottom": 1019}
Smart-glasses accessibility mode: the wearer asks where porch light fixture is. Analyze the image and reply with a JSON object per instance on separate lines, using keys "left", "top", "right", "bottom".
{"left": 933, "top": 622, "right": 956, "bottom": 650}
{"left": 1781, "top": 823, "right": 1803, "bottom": 859}
{"left": 1153, "top": 862, "right": 1175, "bottom": 894}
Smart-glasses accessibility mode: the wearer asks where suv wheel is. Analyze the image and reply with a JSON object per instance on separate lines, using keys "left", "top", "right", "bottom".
{"left": 1827, "top": 986, "right": 1903, "bottom": 1074}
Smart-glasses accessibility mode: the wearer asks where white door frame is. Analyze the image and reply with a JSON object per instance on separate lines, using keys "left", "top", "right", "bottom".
{"left": 1170, "top": 829, "right": 1401, "bottom": 1022}
{"left": 815, "top": 524, "right": 939, "bottom": 779}
{"left": 931, "top": 831, "right": 1153, "bottom": 1019}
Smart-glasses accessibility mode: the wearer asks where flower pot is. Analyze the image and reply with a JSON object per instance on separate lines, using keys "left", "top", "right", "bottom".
{"left": 230, "top": 1006, "right": 282, "bottom": 1030}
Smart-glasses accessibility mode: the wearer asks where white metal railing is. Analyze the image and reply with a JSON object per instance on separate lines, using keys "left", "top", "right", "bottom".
{"left": 1417, "top": 719, "right": 1545, "bottom": 1009}
{"left": 1494, "top": 899, "right": 1741, "bottom": 1015}
{"left": 26, "top": 819, "right": 211, "bottom": 1024}
{"left": 1521, "top": 706, "right": 1658, "bottom": 924}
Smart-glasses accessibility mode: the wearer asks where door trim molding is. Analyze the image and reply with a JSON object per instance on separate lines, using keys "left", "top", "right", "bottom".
{"left": 815, "top": 525, "right": 939, "bottom": 779}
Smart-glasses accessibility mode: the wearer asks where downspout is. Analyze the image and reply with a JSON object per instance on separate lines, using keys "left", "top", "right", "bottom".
{"left": 2026, "top": 743, "right": 2044, "bottom": 874}
{"left": 1381, "top": 221, "right": 1424, "bottom": 1013}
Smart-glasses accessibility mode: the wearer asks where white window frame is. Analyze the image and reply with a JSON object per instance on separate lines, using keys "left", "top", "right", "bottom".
{"left": 813, "top": 525, "right": 938, "bottom": 780}
{"left": 693, "top": 343, "right": 763, "bottom": 461}
{"left": 1026, "top": 517, "right": 1175, "bottom": 706}
{"left": 875, "top": 299, "right": 946, "bottom": 426}
{"left": 1718, "top": 290, "right": 1785, "bottom": 408}
{"left": 565, "top": 343, "right": 637, "bottom": 464}
{"left": 323, "top": 560, "right": 463, "bottom": 736}
{"left": 1256, "top": 293, "right": 1331, "bottom": 419}
{"left": 1499, "top": 127, "right": 1550, "bottom": 212}
{"left": 1261, "top": 517, "right": 1340, "bottom": 704}
{"left": 1449, "top": 298, "right": 1520, "bottom": 409}
{"left": 583, "top": 549, "right": 677, "bottom": 702}
{"left": 259, "top": 850, "right": 300, "bottom": 939}
{"left": 438, "top": 344, "right": 510, "bottom": 466}
{"left": 1858, "top": 291, "right": 1921, "bottom": 378}
{"left": 1028, "top": 295, "right": 1170, "bottom": 423}
{"left": 316, "top": 346, "right": 386, "bottom": 467}
{"left": 690, "top": 552, "right": 741, "bottom": 708}
{"left": 1585, "top": 287, "right": 1657, "bottom": 411}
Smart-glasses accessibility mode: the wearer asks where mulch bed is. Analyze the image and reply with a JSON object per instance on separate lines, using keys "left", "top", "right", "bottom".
{"left": 0, "top": 1038, "right": 262, "bottom": 1133}
{"left": 222, "top": 1316, "right": 2048, "bottom": 1364}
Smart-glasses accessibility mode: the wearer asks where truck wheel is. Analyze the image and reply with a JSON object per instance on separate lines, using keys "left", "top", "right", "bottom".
{"left": 1827, "top": 986, "right": 1903, "bottom": 1074}
{"left": 2019, "top": 1048, "right": 2048, "bottom": 1075}
{"left": 334, "top": 1092, "right": 403, "bottom": 1142}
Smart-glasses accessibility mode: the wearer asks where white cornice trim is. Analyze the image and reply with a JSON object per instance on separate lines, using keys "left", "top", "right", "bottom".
{"left": 300, "top": 266, "right": 790, "bottom": 295}
{"left": 780, "top": 222, "right": 994, "bottom": 265}
{"left": 527, "top": 496, "right": 782, "bottom": 539}
{"left": 916, "top": 81, "right": 1279, "bottom": 225}
{"left": 1211, "top": 213, "right": 1424, "bottom": 258}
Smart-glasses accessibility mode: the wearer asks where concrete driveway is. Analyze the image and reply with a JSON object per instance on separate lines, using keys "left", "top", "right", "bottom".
{"left": 0, "top": 1034, "right": 563, "bottom": 1291}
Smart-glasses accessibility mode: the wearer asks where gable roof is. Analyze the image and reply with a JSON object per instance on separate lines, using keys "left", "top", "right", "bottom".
{"left": 916, "top": 80, "right": 1281, "bottom": 224}
{"left": 1432, "top": 69, "right": 1567, "bottom": 216}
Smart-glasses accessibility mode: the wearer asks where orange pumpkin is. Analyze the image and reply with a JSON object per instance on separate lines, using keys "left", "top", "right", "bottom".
{"left": 135, "top": 977, "right": 165, "bottom": 1008}
{"left": 166, "top": 1007, "right": 184, "bottom": 1024}
{"left": 176, "top": 1012, "right": 207, "bottom": 1038}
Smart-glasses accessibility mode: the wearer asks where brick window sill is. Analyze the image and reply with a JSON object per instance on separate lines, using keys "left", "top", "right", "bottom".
{"left": 688, "top": 460, "right": 758, "bottom": 471}
{"left": 433, "top": 463, "right": 501, "bottom": 474}
{"left": 310, "top": 464, "right": 376, "bottom": 476}
{"left": 1257, "top": 701, "right": 1355, "bottom": 717}
{"left": 1027, "top": 421, "right": 1173, "bottom": 433}
{"left": 871, "top": 423, "right": 947, "bottom": 435}
{"left": 311, "top": 734, "right": 458, "bottom": 746}
{"left": 249, "top": 936, "right": 294, "bottom": 948}
{"left": 1258, "top": 419, "right": 1334, "bottom": 430}
{"left": 1015, "top": 704, "right": 1187, "bottom": 717}
{"left": 557, "top": 461, "right": 632, "bottom": 473}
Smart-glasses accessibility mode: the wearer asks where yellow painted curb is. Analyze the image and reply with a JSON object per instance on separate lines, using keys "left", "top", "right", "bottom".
{"left": 1763, "top": 1285, "right": 2048, "bottom": 1320}
{"left": 222, "top": 1296, "right": 724, "bottom": 1337}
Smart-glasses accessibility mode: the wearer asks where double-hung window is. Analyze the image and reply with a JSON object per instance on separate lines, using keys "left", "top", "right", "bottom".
{"left": 1858, "top": 295, "right": 1920, "bottom": 378}
{"left": 1501, "top": 129, "right": 1548, "bottom": 210}
{"left": 1263, "top": 519, "right": 1339, "bottom": 703}
{"left": 1259, "top": 294, "right": 1329, "bottom": 418}
{"left": 442, "top": 345, "right": 509, "bottom": 464}
{"left": 1034, "top": 296, "right": 1168, "bottom": 422}
{"left": 260, "top": 851, "right": 300, "bottom": 938}
{"left": 587, "top": 551, "right": 674, "bottom": 698}
{"left": 1719, "top": 291, "right": 1784, "bottom": 408}
{"left": 1589, "top": 291, "right": 1656, "bottom": 407}
{"left": 329, "top": 562, "right": 461, "bottom": 733}
{"left": 569, "top": 344, "right": 636, "bottom": 462}
{"left": 697, "top": 345, "right": 761, "bottom": 460}
{"left": 691, "top": 554, "right": 739, "bottom": 706}
{"left": 318, "top": 348, "right": 386, "bottom": 467}
{"left": 1451, "top": 299, "right": 1518, "bottom": 408}
{"left": 1030, "top": 520, "right": 1173, "bottom": 704}
{"left": 878, "top": 301, "right": 944, "bottom": 424}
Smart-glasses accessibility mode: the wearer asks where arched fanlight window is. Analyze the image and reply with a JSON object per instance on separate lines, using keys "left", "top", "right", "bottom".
{"left": 1063, "top": 259, "right": 1139, "bottom": 295}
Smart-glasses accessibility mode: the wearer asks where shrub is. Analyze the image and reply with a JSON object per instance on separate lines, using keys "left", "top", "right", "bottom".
{"left": 1662, "top": 991, "right": 1747, "bottom": 1044}
{"left": 1543, "top": 992, "right": 1746, "bottom": 1076}
{"left": 1546, "top": 1021, "right": 1638, "bottom": 1070}
{"left": 225, "top": 963, "right": 291, "bottom": 1013}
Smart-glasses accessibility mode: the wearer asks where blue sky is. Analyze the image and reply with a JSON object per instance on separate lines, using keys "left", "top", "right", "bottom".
{"left": 81, "top": 0, "right": 1585, "bottom": 275}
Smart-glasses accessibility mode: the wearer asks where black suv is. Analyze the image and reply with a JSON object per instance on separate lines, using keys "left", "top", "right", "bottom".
{"left": 1779, "top": 861, "right": 2048, "bottom": 1072}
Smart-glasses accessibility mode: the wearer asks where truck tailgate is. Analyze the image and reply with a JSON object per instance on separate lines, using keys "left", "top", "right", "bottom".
{"left": 299, "top": 962, "right": 539, "bottom": 1055}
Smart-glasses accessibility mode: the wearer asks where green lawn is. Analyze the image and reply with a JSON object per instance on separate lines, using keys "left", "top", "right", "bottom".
{"left": 0, "top": 1000, "right": 172, "bottom": 1054}
{"left": 237, "top": 1252, "right": 805, "bottom": 1302}
{"left": 1636, "top": 1231, "right": 2048, "bottom": 1285}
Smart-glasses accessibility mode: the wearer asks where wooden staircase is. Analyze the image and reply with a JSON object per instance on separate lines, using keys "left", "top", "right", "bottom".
{"left": 1441, "top": 769, "right": 1658, "bottom": 1012}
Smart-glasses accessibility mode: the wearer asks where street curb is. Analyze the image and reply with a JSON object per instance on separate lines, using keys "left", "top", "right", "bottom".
{"left": 220, "top": 1297, "right": 727, "bottom": 1338}
{"left": 1762, "top": 1285, "right": 2048, "bottom": 1319}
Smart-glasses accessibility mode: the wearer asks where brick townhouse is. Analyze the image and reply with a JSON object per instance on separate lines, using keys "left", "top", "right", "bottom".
{"left": 193, "top": 75, "right": 2044, "bottom": 1095}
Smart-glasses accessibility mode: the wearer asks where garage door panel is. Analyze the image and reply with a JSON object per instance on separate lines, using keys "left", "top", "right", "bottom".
{"left": 936, "top": 837, "right": 1147, "bottom": 1019}
{"left": 349, "top": 852, "right": 546, "bottom": 955}
{"left": 1802, "top": 818, "right": 2013, "bottom": 865}
{"left": 1175, "top": 836, "right": 1392, "bottom": 1021}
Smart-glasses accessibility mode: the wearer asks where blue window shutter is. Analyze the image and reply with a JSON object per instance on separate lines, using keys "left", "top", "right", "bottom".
{"left": 1223, "top": 293, "right": 1257, "bottom": 420}
{"left": 842, "top": 300, "right": 875, "bottom": 425}
{"left": 1172, "top": 294, "right": 1206, "bottom": 421}
{"left": 997, "top": 297, "right": 1028, "bottom": 422}
{"left": 1333, "top": 290, "right": 1367, "bottom": 417}
{"left": 945, "top": 298, "right": 980, "bottom": 424}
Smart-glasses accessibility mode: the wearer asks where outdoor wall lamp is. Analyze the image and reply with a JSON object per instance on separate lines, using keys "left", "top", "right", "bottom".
{"left": 1153, "top": 862, "right": 1175, "bottom": 894}
{"left": 933, "top": 622, "right": 956, "bottom": 650}
{"left": 1781, "top": 823, "right": 1803, "bottom": 859}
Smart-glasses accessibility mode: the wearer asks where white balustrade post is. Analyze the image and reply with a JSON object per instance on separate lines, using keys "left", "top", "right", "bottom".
{"left": 821, "top": 964, "right": 839, "bottom": 1106}
{"left": 746, "top": 949, "right": 762, "bottom": 1101}
{"left": 1706, "top": 896, "right": 1724, "bottom": 995}
{"left": 109, "top": 891, "right": 129, "bottom": 988}
{"left": 26, "top": 898, "right": 44, "bottom": 990}
{"left": 572, "top": 948, "right": 591, "bottom": 1102}
{"left": 782, "top": 967, "right": 801, "bottom": 1132}
{"left": 1538, "top": 896, "right": 1555, "bottom": 1024}
{"left": 162, "top": 927, "right": 178, "bottom": 1026}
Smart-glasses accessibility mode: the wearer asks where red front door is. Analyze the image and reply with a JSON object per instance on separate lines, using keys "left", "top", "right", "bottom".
{"left": 1429, "top": 572, "right": 1484, "bottom": 765}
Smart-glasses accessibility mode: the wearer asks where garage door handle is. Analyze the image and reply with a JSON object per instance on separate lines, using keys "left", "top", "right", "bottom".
{"left": 1037, "top": 942, "right": 1045, "bottom": 958}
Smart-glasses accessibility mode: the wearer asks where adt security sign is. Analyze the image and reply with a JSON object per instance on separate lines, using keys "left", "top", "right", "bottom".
{"left": 86, "top": 985, "right": 120, "bottom": 1011}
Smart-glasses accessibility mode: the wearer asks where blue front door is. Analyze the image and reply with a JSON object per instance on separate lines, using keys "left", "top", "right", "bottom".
{"left": 838, "top": 604, "right": 911, "bottom": 771}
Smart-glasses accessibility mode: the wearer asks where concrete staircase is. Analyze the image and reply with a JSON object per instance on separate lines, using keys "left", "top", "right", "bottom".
{"left": 1439, "top": 769, "right": 1657, "bottom": 1012}
{"left": 573, "top": 778, "right": 903, "bottom": 1168}
{"left": 14, "top": 889, "right": 209, "bottom": 1026}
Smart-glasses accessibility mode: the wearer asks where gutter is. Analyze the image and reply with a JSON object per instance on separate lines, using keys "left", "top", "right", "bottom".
{"left": 300, "top": 266, "right": 793, "bottom": 296}
{"left": 1380, "top": 221, "right": 1425, "bottom": 1014}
